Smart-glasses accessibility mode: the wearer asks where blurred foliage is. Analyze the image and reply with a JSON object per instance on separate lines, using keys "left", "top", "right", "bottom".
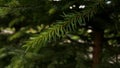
{"left": 0, "top": 0, "right": 120, "bottom": 68}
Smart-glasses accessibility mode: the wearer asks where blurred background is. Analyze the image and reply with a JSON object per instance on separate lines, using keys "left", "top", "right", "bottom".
{"left": 0, "top": 0, "right": 120, "bottom": 68}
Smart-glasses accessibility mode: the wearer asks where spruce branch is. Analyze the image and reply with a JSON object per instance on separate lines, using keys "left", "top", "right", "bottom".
{"left": 23, "top": 0, "right": 105, "bottom": 52}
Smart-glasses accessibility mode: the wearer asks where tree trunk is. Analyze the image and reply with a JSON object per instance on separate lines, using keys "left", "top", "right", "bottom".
{"left": 92, "top": 30, "right": 103, "bottom": 68}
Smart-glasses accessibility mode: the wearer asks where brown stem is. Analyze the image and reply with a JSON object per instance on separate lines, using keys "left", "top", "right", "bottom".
{"left": 92, "top": 30, "right": 103, "bottom": 68}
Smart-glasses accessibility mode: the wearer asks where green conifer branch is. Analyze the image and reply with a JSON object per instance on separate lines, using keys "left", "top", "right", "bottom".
{"left": 23, "top": 0, "right": 105, "bottom": 52}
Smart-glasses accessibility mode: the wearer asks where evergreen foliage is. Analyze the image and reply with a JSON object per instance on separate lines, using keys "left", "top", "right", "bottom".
{"left": 0, "top": 0, "right": 120, "bottom": 68}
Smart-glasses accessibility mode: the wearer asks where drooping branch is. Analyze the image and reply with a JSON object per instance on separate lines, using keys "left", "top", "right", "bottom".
{"left": 23, "top": 0, "right": 105, "bottom": 52}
